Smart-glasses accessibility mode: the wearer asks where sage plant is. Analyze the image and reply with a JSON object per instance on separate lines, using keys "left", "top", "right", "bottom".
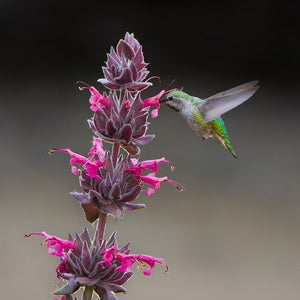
{"left": 27, "top": 33, "right": 182, "bottom": 300}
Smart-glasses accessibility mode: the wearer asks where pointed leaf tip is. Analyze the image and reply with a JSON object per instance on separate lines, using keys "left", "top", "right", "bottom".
{"left": 53, "top": 279, "right": 80, "bottom": 295}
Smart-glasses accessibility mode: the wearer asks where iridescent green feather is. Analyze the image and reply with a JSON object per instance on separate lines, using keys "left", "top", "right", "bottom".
{"left": 191, "top": 110, "right": 237, "bottom": 158}
{"left": 211, "top": 118, "right": 237, "bottom": 158}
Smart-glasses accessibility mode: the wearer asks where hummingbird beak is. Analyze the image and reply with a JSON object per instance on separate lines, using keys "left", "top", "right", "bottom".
{"left": 159, "top": 94, "right": 168, "bottom": 103}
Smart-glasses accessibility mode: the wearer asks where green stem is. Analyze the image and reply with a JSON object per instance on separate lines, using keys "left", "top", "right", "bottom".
{"left": 82, "top": 286, "right": 93, "bottom": 300}
{"left": 97, "top": 212, "right": 107, "bottom": 242}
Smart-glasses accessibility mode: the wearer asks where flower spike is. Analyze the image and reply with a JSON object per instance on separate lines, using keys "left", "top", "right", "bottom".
{"left": 28, "top": 33, "right": 184, "bottom": 300}
{"left": 98, "top": 32, "right": 151, "bottom": 91}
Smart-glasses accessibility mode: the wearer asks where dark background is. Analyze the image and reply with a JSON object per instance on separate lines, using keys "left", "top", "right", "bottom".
{"left": 1, "top": 1, "right": 300, "bottom": 299}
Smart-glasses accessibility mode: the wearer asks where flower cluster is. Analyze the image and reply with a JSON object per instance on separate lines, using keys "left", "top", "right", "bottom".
{"left": 51, "top": 137, "right": 182, "bottom": 221}
{"left": 27, "top": 228, "right": 166, "bottom": 300}
{"left": 80, "top": 82, "right": 164, "bottom": 155}
{"left": 28, "top": 33, "right": 182, "bottom": 300}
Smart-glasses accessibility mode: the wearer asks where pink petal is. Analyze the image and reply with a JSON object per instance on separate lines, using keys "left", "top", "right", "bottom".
{"left": 143, "top": 268, "right": 152, "bottom": 276}
{"left": 125, "top": 100, "right": 131, "bottom": 109}
{"left": 85, "top": 163, "right": 102, "bottom": 180}
{"left": 127, "top": 157, "right": 181, "bottom": 195}
{"left": 100, "top": 246, "right": 168, "bottom": 276}
{"left": 142, "top": 90, "right": 165, "bottom": 108}
{"left": 151, "top": 108, "right": 159, "bottom": 118}
{"left": 138, "top": 157, "right": 174, "bottom": 173}
{"left": 145, "top": 187, "right": 155, "bottom": 196}
{"left": 56, "top": 259, "right": 70, "bottom": 276}
{"left": 99, "top": 246, "right": 117, "bottom": 267}
{"left": 115, "top": 254, "right": 135, "bottom": 273}
{"left": 133, "top": 254, "right": 168, "bottom": 276}
{"left": 128, "top": 157, "right": 174, "bottom": 175}
{"left": 71, "top": 165, "right": 79, "bottom": 175}
{"left": 79, "top": 83, "right": 109, "bottom": 111}
{"left": 88, "top": 138, "right": 106, "bottom": 160}
{"left": 142, "top": 90, "right": 166, "bottom": 118}
{"left": 54, "top": 296, "right": 66, "bottom": 300}
{"left": 26, "top": 232, "right": 75, "bottom": 257}
{"left": 56, "top": 148, "right": 89, "bottom": 166}
{"left": 53, "top": 147, "right": 103, "bottom": 179}
{"left": 141, "top": 173, "right": 183, "bottom": 196}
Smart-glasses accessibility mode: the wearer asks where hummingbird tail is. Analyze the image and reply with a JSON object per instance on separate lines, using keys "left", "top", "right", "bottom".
{"left": 228, "top": 147, "right": 238, "bottom": 159}
{"left": 212, "top": 133, "right": 237, "bottom": 159}
{"left": 221, "top": 136, "right": 237, "bottom": 159}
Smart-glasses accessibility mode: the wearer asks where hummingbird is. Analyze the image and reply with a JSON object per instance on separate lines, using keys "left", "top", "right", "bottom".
{"left": 159, "top": 80, "right": 259, "bottom": 158}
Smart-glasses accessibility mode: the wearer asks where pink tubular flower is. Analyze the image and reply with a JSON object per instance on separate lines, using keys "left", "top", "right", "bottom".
{"left": 54, "top": 296, "right": 66, "bottom": 300}
{"left": 50, "top": 137, "right": 105, "bottom": 179}
{"left": 142, "top": 89, "right": 166, "bottom": 118}
{"left": 99, "top": 246, "right": 168, "bottom": 276}
{"left": 142, "top": 173, "right": 182, "bottom": 196}
{"left": 88, "top": 137, "right": 105, "bottom": 160}
{"left": 127, "top": 157, "right": 183, "bottom": 196}
{"left": 78, "top": 82, "right": 109, "bottom": 112}
{"left": 56, "top": 259, "right": 70, "bottom": 276}
{"left": 129, "top": 157, "right": 174, "bottom": 174}
{"left": 25, "top": 232, "right": 75, "bottom": 257}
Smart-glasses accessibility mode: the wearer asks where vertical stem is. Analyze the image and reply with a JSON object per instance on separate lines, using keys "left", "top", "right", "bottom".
{"left": 97, "top": 212, "right": 107, "bottom": 242}
{"left": 112, "top": 142, "right": 120, "bottom": 168}
{"left": 112, "top": 88, "right": 125, "bottom": 167}
{"left": 120, "top": 89, "right": 126, "bottom": 102}
{"left": 82, "top": 286, "right": 93, "bottom": 300}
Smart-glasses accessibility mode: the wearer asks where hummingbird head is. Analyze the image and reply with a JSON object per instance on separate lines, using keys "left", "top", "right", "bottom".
{"left": 159, "top": 90, "right": 195, "bottom": 112}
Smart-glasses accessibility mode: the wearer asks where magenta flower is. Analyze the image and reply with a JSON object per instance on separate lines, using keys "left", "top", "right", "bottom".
{"left": 129, "top": 157, "right": 174, "bottom": 174}
{"left": 98, "top": 32, "right": 151, "bottom": 91}
{"left": 99, "top": 246, "right": 168, "bottom": 276}
{"left": 127, "top": 157, "right": 183, "bottom": 196}
{"left": 78, "top": 83, "right": 109, "bottom": 112}
{"left": 54, "top": 296, "right": 66, "bottom": 300}
{"left": 28, "top": 228, "right": 135, "bottom": 300}
{"left": 50, "top": 138, "right": 105, "bottom": 179}
{"left": 25, "top": 232, "right": 75, "bottom": 257}
{"left": 142, "top": 89, "right": 166, "bottom": 118}
{"left": 142, "top": 173, "right": 183, "bottom": 196}
{"left": 85, "top": 88, "right": 165, "bottom": 155}
{"left": 52, "top": 138, "right": 145, "bottom": 221}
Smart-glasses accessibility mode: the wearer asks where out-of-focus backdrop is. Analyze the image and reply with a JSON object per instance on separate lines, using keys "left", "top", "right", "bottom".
{"left": 1, "top": 1, "right": 300, "bottom": 299}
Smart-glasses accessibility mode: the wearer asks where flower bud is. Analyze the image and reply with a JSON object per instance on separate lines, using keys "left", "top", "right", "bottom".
{"left": 98, "top": 32, "right": 151, "bottom": 91}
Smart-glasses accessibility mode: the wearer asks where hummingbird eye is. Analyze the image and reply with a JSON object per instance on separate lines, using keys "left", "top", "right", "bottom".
{"left": 167, "top": 96, "right": 174, "bottom": 101}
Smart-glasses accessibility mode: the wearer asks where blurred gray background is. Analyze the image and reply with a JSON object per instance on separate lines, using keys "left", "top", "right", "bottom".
{"left": 1, "top": 0, "right": 300, "bottom": 299}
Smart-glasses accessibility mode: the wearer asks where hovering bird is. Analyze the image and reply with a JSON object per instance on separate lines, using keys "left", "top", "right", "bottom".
{"left": 159, "top": 80, "right": 259, "bottom": 158}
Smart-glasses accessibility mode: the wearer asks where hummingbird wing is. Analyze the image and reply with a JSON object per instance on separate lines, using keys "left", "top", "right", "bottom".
{"left": 198, "top": 80, "right": 259, "bottom": 122}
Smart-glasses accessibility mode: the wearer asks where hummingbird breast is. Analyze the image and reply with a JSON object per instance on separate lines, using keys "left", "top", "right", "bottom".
{"left": 184, "top": 108, "right": 214, "bottom": 139}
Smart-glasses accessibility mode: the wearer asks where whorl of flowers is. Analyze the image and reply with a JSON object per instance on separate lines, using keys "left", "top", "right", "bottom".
{"left": 51, "top": 137, "right": 182, "bottom": 221}
{"left": 27, "top": 229, "right": 166, "bottom": 300}
{"left": 86, "top": 89, "right": 162, "bottom": 155}
{"left": 28, "top": 33, "right": 182, "bottom": 300}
